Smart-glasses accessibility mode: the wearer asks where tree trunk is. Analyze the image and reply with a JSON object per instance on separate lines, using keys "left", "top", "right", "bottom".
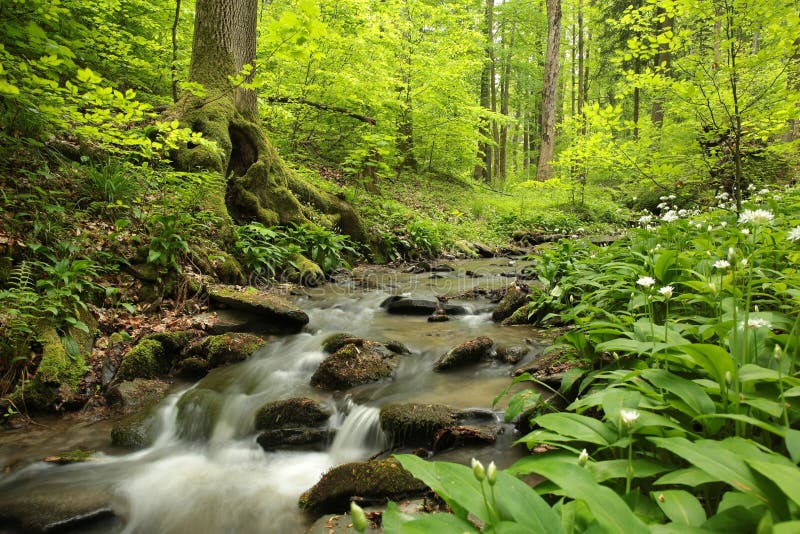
{"left": 499, "top": 24, "right": 514, "bottom": 182}
{"left": 167, "top": 0, "right": 363, "bottom": 242}
{"left": 474, "top": 0, "right": 495, "bottom": 182}
{"left": 536, "top": 0, "right": 561, "bottom": 181}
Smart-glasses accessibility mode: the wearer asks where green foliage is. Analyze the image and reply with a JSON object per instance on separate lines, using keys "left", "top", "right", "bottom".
{"left": 283, "top": 223, "right": 360, "bottom": 272}
{"left": 146, "top": 214, "right": 191, "bottom": 275}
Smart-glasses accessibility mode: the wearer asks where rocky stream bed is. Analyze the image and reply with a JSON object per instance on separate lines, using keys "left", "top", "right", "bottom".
{"left": 0, "top": 258, "right": 568, "bottom": 533}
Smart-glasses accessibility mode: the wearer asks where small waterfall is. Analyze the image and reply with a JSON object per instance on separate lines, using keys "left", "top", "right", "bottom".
{"left": 329, "top": 402, "right": 388, "bottom": 464}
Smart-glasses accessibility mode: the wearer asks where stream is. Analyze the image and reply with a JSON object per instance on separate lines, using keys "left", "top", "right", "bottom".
{"left": 0, "top": 259, "right": 548, "bottom": 533}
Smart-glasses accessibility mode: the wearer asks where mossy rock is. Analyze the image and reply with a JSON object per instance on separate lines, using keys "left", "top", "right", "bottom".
{"left": 207, "top": 284, "right": 309, "bottom": 333}
{"left": 105, "top": 378, "right": 171, "bottom": 415}
{"left": 174, "top": 357, "right": 211, "bottom": 379}
{"left": 111, "top": 409, "right": 159, "bottom": 449}
{"left": 298, "top": 458, "right": 427, "bottom": 515}
{"left": 383, "top": 339, "right": 411, "bottom": 355}
{"left": 494, "top": 344, "right": 530, "bottom": 364}
{"left": 115, "top": 339, "right": 167, "bottom": 380}
{"left": 491, "top": 284, "right": 529, "bottom": 322}
{"left": 254, "top": 397, "right": 331, "bottom": 431}
{"left": 321, "top": 333, "right": 358, "bottom": 354}
{"left": 310, "top": 343, "right": 397, "bottom": 391}
{"left": 10, "top": 328, "right": 87, "bottom": 411}
{"left": 43, "top": 449, "right": 96, "bottom": 465}
{"left": 379, "top": 403, "right": 458, "bottom": 447}
{"left": 201, "top": 332, "right": 267, "bottom": 368}
{"left": 142, "top": 330, "right": 202, "bottom": 355}
{"left": 287, "top": 252, "right": 325, "bottom": 287}
{"left": 175, "top": 388, "right": 224, "bottom": 441}
{"left": 433, "top": 336, "right": 494, "bottom": 371}
{"left": 0, "top": 485, "right": 116, "bottom": 533}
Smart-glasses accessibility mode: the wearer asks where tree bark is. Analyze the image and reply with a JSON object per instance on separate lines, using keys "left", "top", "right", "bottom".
{"left": 168, "top": 0, "right": 363, "bottom": 242}
{"left": 536, "top": 0, "right": 561, "bottom": 181}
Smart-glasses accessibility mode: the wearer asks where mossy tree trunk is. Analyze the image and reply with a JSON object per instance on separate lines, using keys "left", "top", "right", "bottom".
{"left": 168, "top": 0, "right": 363, "bottom": 241}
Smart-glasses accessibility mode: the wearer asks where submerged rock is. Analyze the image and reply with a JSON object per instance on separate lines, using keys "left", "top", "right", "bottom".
{"left": 0, "top": 486, "right": 117, "bottom": 534}
{"left": 173, "top": 356, "right": 210, "bottom": 379}
{"left": 432, "top": 425, "right": 497, "bottom": 451}
{"left": 254, "top": 397, "right": 332, "bottom": 430}
{"left": 433, "top": 336, "right": 494, "bottom": 371}
{"left": 110, "top": 409, "right": 159, "bottom": 449}
{"left": 491, "top": 283, "right": 529, "bottom": 322}
{"left": 311, "top": 342, "right": 398, "bottom": 390}
{"left": 191, "top": 309, "right": 271, "bottom": 335}
{"left": 298, "top": 458, "right": 427, "bottom": 515}
{"left": 207, "top": 284, "right": 309, "bottom": 333}
{"left": 256, "top": 428, "right": 335, "bottom": 451}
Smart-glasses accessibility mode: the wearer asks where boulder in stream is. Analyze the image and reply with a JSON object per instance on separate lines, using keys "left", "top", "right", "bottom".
{"left": 0, "top": 486, "right": 119, "bottom": 534}
{"left": 379, "top": 403, "right": 458, "bottom": 446}
{"left": 311, "top": 342, "right": 398, "bottom": 390}
{"left": 207, "top": 284, "right": 309, "bottom": 333}
{"left": 298, "top": 458, "right": 427, "bottom": 515}
{"left": 491, "top": 283, "right": 529, "bottom": 322}
{"left": 254, "top": 397, "right": 333, "bottom": 451}
{"left": 433, "top": 336, "right": 494, "bottom": 371}
{"left": 110, "top": 408, "right": 160, "bottom": 449}
{"left": 495, "top": 344, "right": 530, "bottom": 365}
{"left": 106, "top": 378, "right": 171, "bottom": 415}
{"left": 381, "top": 296, "right": 466, "bottom": 316}
{"left": 201, "top": 332, "right": 268, "bottom": 367}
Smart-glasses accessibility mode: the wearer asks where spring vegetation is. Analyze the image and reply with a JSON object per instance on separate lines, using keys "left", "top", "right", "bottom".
{"left": 1, "top": 0, "right": 799, "bottom": 531}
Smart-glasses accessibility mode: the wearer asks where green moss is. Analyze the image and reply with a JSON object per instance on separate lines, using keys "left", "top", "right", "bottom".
{"left": 321, "top": 333, "right": 357, "bottom": 354}
{"left": 44, "top": 449, "right": 96, "bottom": 464}
{"left": 310, "top": 343, "right": 396, "bottom": 390}
{"left": 491, "top": 285, "right": 529, "bottom": 322}
{"left": 116, "top": 339, "right": 166, "bottom": 380}
{"left": 174, "top": 357, "right": 210, "bottom": 379}
{"left": 175, "top": 388, "right": 223, "bottom": 441}
{"left": 433, "top": 336, "right": 494, "bottom": 371}
{"left": 287, "top": 252, "right": 325, "bottom": 286}
{"left": 202, "top": 332, "right": 266, "bottom": 368}
{"left": 10, "top": 328, "right": 87, "bottom": 411}
{"left": 143, "top": 331, "right": 193, "bottom": 354}
{"left": 111, "top": 409, "right": 159, "bottom": 449}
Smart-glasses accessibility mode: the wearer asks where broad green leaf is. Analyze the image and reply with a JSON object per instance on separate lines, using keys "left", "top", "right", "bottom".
{"left": 393, "top": 454, "right": 484, "bottom": 521}
{"left": 510, "top": 456, "right": 649, "bottom": 534}
{"left": 493, "top": 471, "right": 564, "bottom": 534}
{"left": 695, "top": 413, "right": 786, "bottom": 437}
{"left": 649, "top": 437, "right": 784, "bottom": 514}
{"left": 785, "top": 429, "right": 800, "bottom": 464}
{"left": 773, "top": 521, "right": 800, "bottom": 534}
{"left": 746, "top": 460, "right": 800, "bottom": 507}
{"left": 675, "top": 344, "right": 735, "bottom": 386}
{"left": 589, "top": 459, "right": 672, "bottom": 482}
{"left": 383, "top": 501, "right": 480, "bottom": 534}
{"left": 532, "top": 413, "right": 617, "bottom": 445}
{"left": 651, "top": 490, "right": 706, "bottom": 526}
{"left": 641, "top": 369, "right": 715, "bottom": 416}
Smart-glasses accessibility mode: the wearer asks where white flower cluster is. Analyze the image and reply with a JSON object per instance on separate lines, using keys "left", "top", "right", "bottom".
{"left": 738, "top": 209, "right": 774, "bottom": 226}
{"left": 788, "top": 226, "right": 800, "bottom": 242}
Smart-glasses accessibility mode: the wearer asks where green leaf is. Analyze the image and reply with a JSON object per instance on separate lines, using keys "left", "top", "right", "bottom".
{"left": 746, "top": 460, "right": 800, "bottom": 508}
{"left": 651, "top": 490, "right": 706, "bottom": 526}
{"left": 509, "top": 456, "right": 649, "bottom": 534}
{"left": 493, "top": 471, "right": 564, "bottom": 533}
{"left": 649, "top": 437, "right": 784, "bottom": 514}
{"left": 785, "top": 429, "right": 800, "bottom": 464}
{"left": 589, "top": 459, "right": 672, "bottom": 482}
{"left": 393, "top": 455, "right": 484, "bottom": 521}
{"left": 640, "top": 369, "right": 715, "bottom": 417}
{"left": 773, "top": 521, "right": 800, "bottom": 534}
{"left": 532, "top": 413, "right": 617, "bottom": 446}
{"left": 675, "top": 344, "right": 735, "bottom": 386}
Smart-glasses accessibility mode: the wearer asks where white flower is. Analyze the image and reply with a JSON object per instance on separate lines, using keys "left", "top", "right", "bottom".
{"left": 741, "top": 258, "right": 748, "bottom": 267}
{"left": 787, "top": 226, "right": 800, "bottom": 242}
{"left": 638, "top": 214, "right": 653, "bottom": 225}
{"left": 742, "top": 317, "right": 772, "bottom": 329}
{"left": 471, "top": 458, "right": 485, "bottom": 481}
{"left": 720, "top": 221, "right": 727, "bottom": 227}
{"left": 662, "top": 210, "right": 679, "bottom": 223}
{"left": 741, "top": 228, "right": 750, "bottom": 235}
{"left": 658, "top": 285, "right": 674, "bottom": 299}
{"left": 708, "top": 225, "right": 714, "bottom": 232}
{"left": 578, "top": 449, "right": 589, "bottom": 466}
{"left": 486, "top": 461, "right": 497, "bottom": 485}
{"left": 758, "top": 188, "right": 769, "bottom": 195}
{"left": 728, "top": 247, "right": 736, "bottom": 260}
{"left": 696, "top": 223, "right": 703, "bottom": 229}
{"left": 747, "top": 183, "right": 757, "bottom": 191}
{"left": 637, "top": 276, "right": 656, "bottom": 288}
{"left": 738, "top": 209, "right": 774, "bottom": 225}
{"left": 713, "top": 259, "right": 730, "bottom": 269}
{"left": 668, "top": 194, "right": 676, "bottom": 200}
{"left": 620, "top": 409, "right": 640, "bottom": 426}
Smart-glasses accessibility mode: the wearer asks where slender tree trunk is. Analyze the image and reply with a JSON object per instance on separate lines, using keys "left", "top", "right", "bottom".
{"left": 651, "top": 8, "right": 672, "bottom": 128}
{"left": 788, "top": 37, "right": 800, "bottom": 141}
{"left": 536, "top": 0, "right": 562, "bottom": 181}
{"left": 474, "top": 0, "right": 495, "bottom": 182}
{"left": 499, "top": 25, "right": 514, "bottom": 182}
{"left": 171, "top": 0, "right": 182, "bottom": 103}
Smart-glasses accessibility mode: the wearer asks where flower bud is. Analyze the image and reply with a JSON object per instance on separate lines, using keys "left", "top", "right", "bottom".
{"left": 578, "top": 449, "right": 589, "bottom": 466}
{"left": 774, "top": 344, "right": 783, "bottom": 361}
{"left": 486, "top": 461, "right": 497, "bottom": 486}
{"left": 350, "top": 501, "right": 368, "bottom": 533}
{"left": 471, "top": 458, "right": 485, "bottom": 482}
{"left": 725, "top": 371, "right": 732, "bottom": 385}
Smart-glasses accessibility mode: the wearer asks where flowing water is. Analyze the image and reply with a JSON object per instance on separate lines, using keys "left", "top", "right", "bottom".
{"left": 0, "top": 259, "right": 547, "bottom": 533}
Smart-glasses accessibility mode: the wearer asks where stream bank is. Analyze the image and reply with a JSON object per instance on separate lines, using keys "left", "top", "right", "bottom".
{"left": 0, "top": 257, "right": 562, "bottom": 533}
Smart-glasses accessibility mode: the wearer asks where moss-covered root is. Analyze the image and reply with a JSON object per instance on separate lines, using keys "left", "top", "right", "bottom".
{"left": 298, "top": 458, "right": 427, "bottom": 515}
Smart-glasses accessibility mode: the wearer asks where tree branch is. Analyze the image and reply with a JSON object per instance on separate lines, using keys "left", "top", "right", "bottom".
{"left": 266, "top": 96, "right": 376, "bottom": 125}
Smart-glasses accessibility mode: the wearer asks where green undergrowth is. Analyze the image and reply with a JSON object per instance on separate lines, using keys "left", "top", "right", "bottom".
{"left": 380, "top": 185, "right": 800, "bottom": 532}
